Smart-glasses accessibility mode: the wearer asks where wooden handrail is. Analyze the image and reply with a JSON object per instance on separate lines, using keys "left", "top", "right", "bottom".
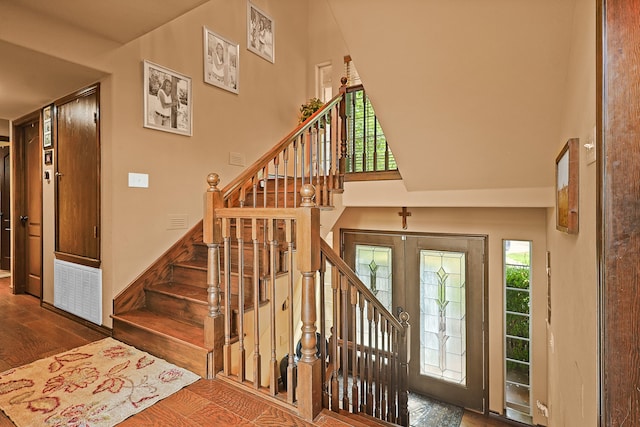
{"left": 221, "top": 91, "right": 345, "bottom": 203}
{"left": 319, "top": 239, "right": 402, "bottom": 331}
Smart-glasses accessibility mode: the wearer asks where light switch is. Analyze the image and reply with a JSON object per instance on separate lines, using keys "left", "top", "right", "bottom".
{"left": 128, "top": 173, "right": 149, "bottom": 188}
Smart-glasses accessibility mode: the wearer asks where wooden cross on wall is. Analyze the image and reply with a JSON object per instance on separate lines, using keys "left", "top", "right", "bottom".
{"left": 398, "top": 207, "right": 411, "bottom": 230}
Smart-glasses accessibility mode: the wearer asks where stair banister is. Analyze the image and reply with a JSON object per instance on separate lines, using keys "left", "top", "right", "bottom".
{"left": 203, "top": 172, "right": 224, "bottom": 377}
{"left": 221, "top": 79, "right": 347, "bottom": 208}
{"left": 295, "top": 184, "right": 323, "bottom": 421}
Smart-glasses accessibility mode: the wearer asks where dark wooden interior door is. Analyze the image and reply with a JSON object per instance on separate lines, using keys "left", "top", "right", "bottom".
{"left": 13, "top": 117, "right": 42, "bottom": 297}
{"left": 55, "top": 87, "right": 100, "bottom": 264}
{"left": 0, "top": 145, "right": 10, "bottom": 271}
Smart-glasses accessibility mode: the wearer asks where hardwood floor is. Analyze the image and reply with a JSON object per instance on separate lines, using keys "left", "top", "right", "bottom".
{"left": 0, "top": 277, "right": 512, "bottom": 426}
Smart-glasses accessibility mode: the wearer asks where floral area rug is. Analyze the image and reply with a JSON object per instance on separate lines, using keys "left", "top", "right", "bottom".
{"left": 0, "top": 337, "right": 200, "bottom": 426}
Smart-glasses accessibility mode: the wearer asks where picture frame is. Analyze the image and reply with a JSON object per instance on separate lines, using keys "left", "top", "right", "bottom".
{"left": 43, "top": 105, "right": 53, "bottom": 149}
{"left": 143, "top": 60, "right": 192, "bottom": 136}
{"left": 555, "top": 138, "right": 579, "bottom": 233}
{"left": 247, "top": 1, "right": 275, "bottom": 63}
{"left": 203, "top": 27, "right": 239, "bottom": 94}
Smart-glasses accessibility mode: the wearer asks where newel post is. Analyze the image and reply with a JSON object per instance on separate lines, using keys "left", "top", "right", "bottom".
{"left": 204, "top": 173, "right": 224, "bottom": 378}
{"left": 398, "top": 311, "right": 411, "bottom": 426}
{"left": 296, "top": 184, "right": 322, "bottom": 421}
{"left": 338, "top": 76, "right": 348, "bottom": 191}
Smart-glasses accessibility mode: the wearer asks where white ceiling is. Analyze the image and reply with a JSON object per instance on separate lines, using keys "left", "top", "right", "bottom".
{"left": 0, "top": 0, "right": 208, "bottom": 120}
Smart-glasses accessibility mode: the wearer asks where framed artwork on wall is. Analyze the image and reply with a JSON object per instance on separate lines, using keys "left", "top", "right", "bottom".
{"left": 43, "top": 105, "right": 53, "bottom": 149}
{"left": 203, "top": 27, "right": 239, "bottom": 94}
{"left": 143, "top": 60, "right": 192, "bottom": 136}
{"left": 247, "top": 1, "right": 275, "bottom": 63}
{"left": 555, "top": 138, "right": 579, "bottom": 233}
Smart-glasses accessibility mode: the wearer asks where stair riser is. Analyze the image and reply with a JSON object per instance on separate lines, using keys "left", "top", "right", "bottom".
{"left": 173, "top": 265, "right": 207, "bottom": 286}
{"left": 113, "top": 319, "right": 209, "bottom": 378}
{"left": 146, "top": 290, "right": 208, "bottom": 325}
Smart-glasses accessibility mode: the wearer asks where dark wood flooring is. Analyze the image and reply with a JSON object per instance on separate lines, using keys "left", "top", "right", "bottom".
{"left": 0, "top": 277, "right": 512, "bottom": 426}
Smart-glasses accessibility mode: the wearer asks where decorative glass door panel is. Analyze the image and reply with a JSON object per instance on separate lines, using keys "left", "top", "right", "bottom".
{"left": 355, "top": 244, "right": 393, "bottom": 314}
{"left": 419, "top": 250, "right": 467, "bottom": 385}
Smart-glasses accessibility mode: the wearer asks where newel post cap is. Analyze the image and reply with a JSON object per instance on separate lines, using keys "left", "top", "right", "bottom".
{"left": 300, "top": 184, "right": 316, "bottom": 207}
{"left": 207, "top": 173, "right": 220, "bottom": 192}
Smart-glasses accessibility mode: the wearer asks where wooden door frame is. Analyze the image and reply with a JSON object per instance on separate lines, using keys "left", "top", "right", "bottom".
{"left": 598, "top": 1, "right": 640, "bottom": 424}
{"left": 11, "top": 111, "right": 42, "bottom": 296}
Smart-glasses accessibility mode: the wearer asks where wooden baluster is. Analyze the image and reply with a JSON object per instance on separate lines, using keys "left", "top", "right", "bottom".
{"left": 204, "top": 173, "right": 224, "bottom": 378}
{"left": 296, "top": 184, "right": 321, "bottom": 421}
{"left": 389, "top": 326, "right": 398, "bottom": 424}
{"left": 274, "top": 155, "right": 280, "bottom": 208}
{"left": 358, "top": 293, "right": 366, "bottom": 412}
{"left": 293, "top": 139, "right": 299, "bottom": 208}
{"left": 268, "top": 219, "right": 278, "bottom": 395}
{"left": 362, "top": 88, "right": 368, "bottom": 173}
{"left": 381, "top": 318, "right": 388, "bottom": 421}
{"left": 300, "top": 134, "right": 306, "bottom": 188}
{"left": 341, "top": 273, "right": 350, "bottom": 412}
{"left": 373, "top": 308, "right": 380, "bottom": 418}
{"left": 366, "top": 301, "right": 374, "bottom": 415}
{"left": 339, "top": 77, "right": 348, "bottom": 190}
{"left": 398, "top": 311, "right": 410, "bottom": 426}
{"left": 373, "top": 115, "right": 378, "bottom": 172}
{"left": 286, "top": 219, "right": 296, "bottom": 403}
{"left": 237, "top": 217, "right": 246, "bottom": 382}
{"left": 319, "top": 252, "right": 328, "bottom": 408}
{"left": 239, "top": 185, "right": 246, "bottom": 208}
{"left": 262, "top": 165, "right": 268, "bottom": 208}
{"left": 222, "top": 217, "right": 232, "bottom": 376}
{"left": 252, "top": 174, "right": 258, "bottom": 208}
{"left": 351, "top": 285, "right": 360, "bottom": 414}
{"left": 252, "top": 218, "right": 261, "bottom": 389}
{"left": 331, "top": 265, "right": 340, "bottom": 412}
{"left": 283, "top": 147, "right": 289, "bottom": 208}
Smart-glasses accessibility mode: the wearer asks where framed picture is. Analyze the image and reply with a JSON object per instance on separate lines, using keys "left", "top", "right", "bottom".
{"left": 247, "top": 1, "right": 275, "bottom": 63}
{"left": 203, "top": 27, "right": 239, "bottom": 94}
{"left": 143, "top": 60, "right": 192, "bottom": 136}
{"left": 43, "top": 105, "right": 53, "bottom": 149}
{"left": 555, "top": 138, "right": 579, "bottom": 233}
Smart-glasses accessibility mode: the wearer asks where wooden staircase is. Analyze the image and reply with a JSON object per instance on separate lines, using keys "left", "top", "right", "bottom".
{"left": 111, "top": 82, "right": 410, "bottom": 425}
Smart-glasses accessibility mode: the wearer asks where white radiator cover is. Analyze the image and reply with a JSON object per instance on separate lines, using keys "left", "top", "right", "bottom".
{"left": 54, "top": 259, "right": 102, "bottom": 325}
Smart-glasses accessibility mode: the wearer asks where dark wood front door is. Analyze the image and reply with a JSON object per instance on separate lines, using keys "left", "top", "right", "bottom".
{"left": 0, "top": 145, "right": 10, "bottom": 271}
{"left": 13, "top": 116, "right": 42, "bottom": 297}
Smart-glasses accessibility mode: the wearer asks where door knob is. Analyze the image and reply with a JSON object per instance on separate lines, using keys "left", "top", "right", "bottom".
{"left": 55, "top": 172, "right": 63, "bottom": 177}
{"left": 19, "top": 215, "right": 28, "bottom": 222}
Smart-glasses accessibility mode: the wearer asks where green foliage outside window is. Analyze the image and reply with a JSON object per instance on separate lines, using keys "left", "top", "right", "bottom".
{"left": 506, "top": 265, "right": 530, "bottom": 372}
{"left": 346, "top": 89, "right": 397, "bottom": 173}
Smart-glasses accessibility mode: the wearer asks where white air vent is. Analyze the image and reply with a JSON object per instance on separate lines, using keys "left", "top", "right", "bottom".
{"left": 167, "top": 214, "right": 188, "bottom": 230}
{"left": 54, "top": 259, "right": 102, "bottom": 325}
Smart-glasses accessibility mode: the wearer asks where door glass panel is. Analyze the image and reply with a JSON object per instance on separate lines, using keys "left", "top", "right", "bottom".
{"left": 419, "top": 250, "right": 466, "bottom": 385}
{"left": 354, "top": 244, "right": 393, "bottom": 313}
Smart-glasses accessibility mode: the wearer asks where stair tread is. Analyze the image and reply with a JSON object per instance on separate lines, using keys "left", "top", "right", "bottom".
{"left": 148, "top": 281, "right": 262, "bottom": 311}
{"left": 148, "top": 282, "right": 208, "bottom": 303}
{"left": 112, "top": 308, "right": 205, "bottom": 348}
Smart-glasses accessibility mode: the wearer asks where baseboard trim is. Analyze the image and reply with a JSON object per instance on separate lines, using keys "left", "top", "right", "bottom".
{"left": 41, "top": 301, "right": 112, "bottom": 337}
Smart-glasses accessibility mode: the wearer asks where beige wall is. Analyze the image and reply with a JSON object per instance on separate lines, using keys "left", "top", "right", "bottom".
{"left": 40, "top": 0, "right": 310, "bottom": 326}
{"left": 332, "top": 206, "right": 548, "bottom": 422}
{"left": 545, "top": 0, "right": 597, "bottom": 425}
